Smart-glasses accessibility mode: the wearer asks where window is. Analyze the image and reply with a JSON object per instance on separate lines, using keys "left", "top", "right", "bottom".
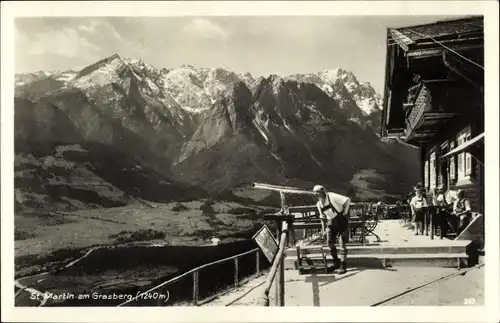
{"left": 449, "top": 141, "right": 456, "bottom": 180}
{"left": 430, "top": 151, "right": 436, "bottom": 189}
{"left": 457, "top": 126, "right": 472, "bottom": 180}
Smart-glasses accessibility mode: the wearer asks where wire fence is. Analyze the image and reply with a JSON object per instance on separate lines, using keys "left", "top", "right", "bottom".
{"left": 118, "top": 248, "right": 267, "bottom": 307}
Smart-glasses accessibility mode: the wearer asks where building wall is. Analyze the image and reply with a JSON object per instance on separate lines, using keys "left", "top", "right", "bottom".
{"left": 467, "top": 160, "right": 484, "bottom": 214}
{"left": 422, "top": 119, "right": 484, "bottom": 215}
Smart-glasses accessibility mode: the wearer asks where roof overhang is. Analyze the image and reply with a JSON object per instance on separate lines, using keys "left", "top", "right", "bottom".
{"left": 441, "top": 132, "right": 484, "bottom": 159}
{"left": 388, "top": 29, "right": 414, "bottom": 51}
{"left": 380, "top": 17, "right": 484, "bottom": 145}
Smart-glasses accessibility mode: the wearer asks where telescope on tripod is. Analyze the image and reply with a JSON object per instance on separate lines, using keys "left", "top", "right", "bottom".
{"left": 251, "top": 182, "right": 316, "bottom": 306}
{"left": 251, "top": 182, "right": 315, "bottom": 196}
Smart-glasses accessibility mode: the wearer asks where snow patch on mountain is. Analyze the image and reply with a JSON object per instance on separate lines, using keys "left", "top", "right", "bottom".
{"left": 287, "top": 68, "right": 382, "bottom": 116}
{"left": 56, "top": 71, "right": 78, "bottom": 83}
{"left": 70, "top": 55, "right": 125, "bottom": 90}
{"left": 253, "top": 120, "right": 269, "bottom": 143}
{"left": 321, "top": 84, "right": 334, "bottom": 96}
{"left": 181, "top": 106, "right": 210, "bottom": 114}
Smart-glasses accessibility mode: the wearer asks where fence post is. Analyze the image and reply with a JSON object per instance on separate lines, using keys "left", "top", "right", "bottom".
{"left": 259, "top": 222, "right": 289, "bottom": 306}
{"left": 361, "top": 214, "right": 366, "bottom": 246}
{"left": 275, "top": 222, "right": 281, "bottom": 306}
{"left": 256, "top": 250, "right": 260, "bottom": 276}
{"left": 193, "top": 271, "right": 199, "bottom": 306}
{"left": 278, "top": 221, "right": 286, "bottom": 306}
{"left": 234, "top": 257, "right": 239, "bottom": 288}
{"left": 278, "top": 193, "right": 289, "bottom": 307}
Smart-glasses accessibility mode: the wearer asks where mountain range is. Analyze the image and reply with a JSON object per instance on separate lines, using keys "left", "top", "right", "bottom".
{"left": 14, "top": 53, "right": 420, "bottom": 214}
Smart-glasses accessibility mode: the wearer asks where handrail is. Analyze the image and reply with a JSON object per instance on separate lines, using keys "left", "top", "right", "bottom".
{"left": 118, "top": 247, "right": 260, "bottom": 306}
{"left": 257, "top": 222, "right": 289, "bottom": 306}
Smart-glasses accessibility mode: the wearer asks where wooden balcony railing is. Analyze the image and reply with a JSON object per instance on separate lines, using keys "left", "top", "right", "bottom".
{"left": 405, "top": 84, "right": 431, "bottom": 138}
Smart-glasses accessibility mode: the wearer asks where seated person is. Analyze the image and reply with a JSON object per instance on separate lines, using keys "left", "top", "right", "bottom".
{"left": 453, "top": 189, "right": 472, "bottom": 234}
{"left": 432, "top": 184, "right": 454, "bottom": 237}
{"left": 409, "top": 183, "right": 428, "bottom": 235}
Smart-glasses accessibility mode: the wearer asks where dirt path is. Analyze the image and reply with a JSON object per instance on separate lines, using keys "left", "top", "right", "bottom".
{"left": 380, "top": 265, "right": 484, "bottom": 306}
{"left": 203, "top": 266, "right": 484, "bottom": 306}
{"left": 15, "top": 247, "right": 100, "bottom": 306}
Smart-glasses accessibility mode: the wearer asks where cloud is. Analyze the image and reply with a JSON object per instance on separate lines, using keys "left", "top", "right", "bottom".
{"left": 15, "top": 18, "right": 129, "bottom": 62}
{"left": 77, "top": 20, "right": 124, "bottom": 41}
{"left": 15, "top": 23, "right": 102, "bottom": 59}
{"left": 24, "top": 27, "right": 100, "bottom": 58}
{"left": 182, "top": 18, "right": 228, "bottom": 40}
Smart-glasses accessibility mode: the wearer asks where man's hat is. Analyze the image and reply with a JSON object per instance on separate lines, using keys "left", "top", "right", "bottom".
{"left": 312, "top": 185, "right": 325, "bottom": 192}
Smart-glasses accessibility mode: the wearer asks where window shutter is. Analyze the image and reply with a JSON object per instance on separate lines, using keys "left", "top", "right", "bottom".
{"left": 465, "top": 133, "right": 472, "bottom": 176}
{"left": 450, "top": 158, "right": 456, "bottom": 180}
{"left": 455, "top": 126, "right": 473, "bottom": 181}
{"left": 457, "top": 135, "right": 465, "bottom": 180}
{"left": 457, "top": 153, "right": 463, "bottom": 179}
{"left": 449, "top": 141, "right": 455, "bottom": 180}
{"left": 424, "top": 160, "right": 429, "bottom": 188}
{"left": 430, "top": 152, "right": 436, "bottom": 189}
{"left": 465, "top": 153, "right": 472, "bottom": 175}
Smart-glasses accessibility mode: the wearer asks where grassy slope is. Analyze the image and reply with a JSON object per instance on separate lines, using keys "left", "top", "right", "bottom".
{"left": 14, "top": 140, "right": 278, "bottom": 273}
{"left": 15, "top": 199, "right": 275, "bottom": 275}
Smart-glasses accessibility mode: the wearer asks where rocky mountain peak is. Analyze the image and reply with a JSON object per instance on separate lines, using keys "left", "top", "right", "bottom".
{"left": 319, "top": 68, "right": 358, "bottom": 90}
{"left": 222, "top": 81, "right": 252, "bottom": 102}
{"left": 107, "top": 53, "right": 122, "bottom": 61}
{"left": 15, "top": 54, "right": 420, "bottom": 203}
{"left": 267, "top": 74, "right": 285, "bottom": 90}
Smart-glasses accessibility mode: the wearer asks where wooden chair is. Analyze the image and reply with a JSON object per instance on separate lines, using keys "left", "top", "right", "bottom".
{"left": 347, "top": 203, "right": 368, "bottom": 245}
{"left": 365, "top": 204, "right": 382, "bottom": 242}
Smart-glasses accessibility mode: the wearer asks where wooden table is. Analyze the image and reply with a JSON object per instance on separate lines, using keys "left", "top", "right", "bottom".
{"left": 422, "top": 206, "right": 440, "bottom": 240}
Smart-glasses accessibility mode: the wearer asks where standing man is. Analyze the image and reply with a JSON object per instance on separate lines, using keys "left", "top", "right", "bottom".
{"left": 313, "top": 185, "right": 351, "bottom": 274}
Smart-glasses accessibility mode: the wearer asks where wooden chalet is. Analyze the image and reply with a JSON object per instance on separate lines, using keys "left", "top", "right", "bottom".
{"left": 381, "top": 16, "right": 485, "bottom": 215}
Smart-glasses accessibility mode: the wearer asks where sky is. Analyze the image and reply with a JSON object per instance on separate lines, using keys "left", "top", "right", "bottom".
{"left": 15, "top": 15, "right": 463, "bottom": 94}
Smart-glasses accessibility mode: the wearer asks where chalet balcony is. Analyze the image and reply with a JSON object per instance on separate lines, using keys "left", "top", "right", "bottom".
{"left": 402, "top": 82, "right": 457, "bottom": 143}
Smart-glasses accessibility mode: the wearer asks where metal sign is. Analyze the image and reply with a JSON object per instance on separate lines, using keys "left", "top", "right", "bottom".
{"left": 252, "top": 225, "right": 279, "bottom": 263}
